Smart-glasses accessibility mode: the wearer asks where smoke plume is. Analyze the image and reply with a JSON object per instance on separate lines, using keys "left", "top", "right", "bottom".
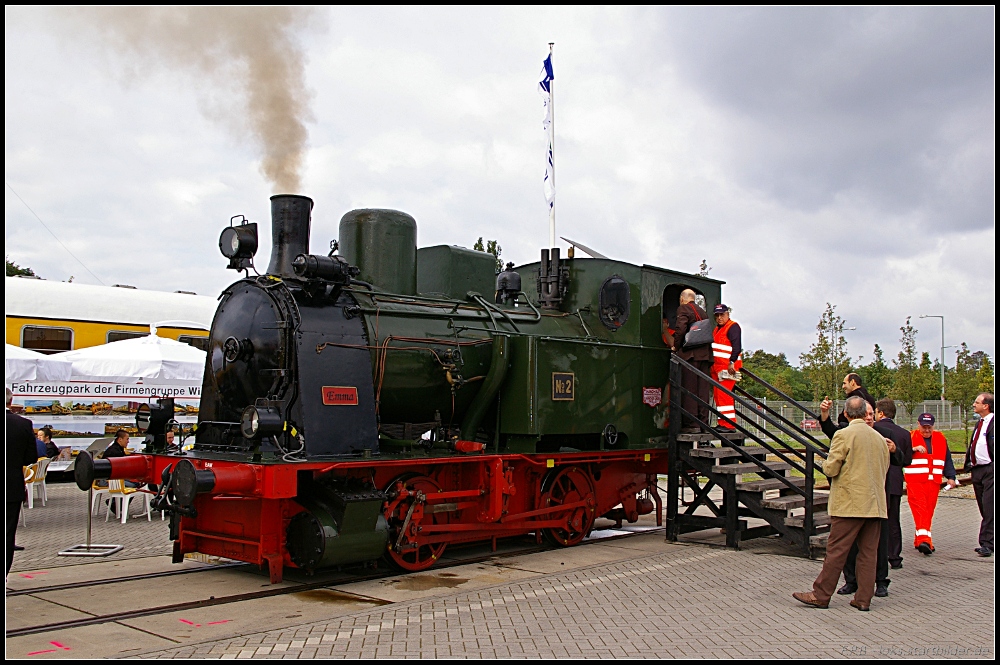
{"left": 58, "top": 7, "right": 316, "bottom": 193}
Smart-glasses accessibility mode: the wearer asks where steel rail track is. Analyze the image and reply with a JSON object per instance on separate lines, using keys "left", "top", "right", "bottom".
{"left": 7, "top": 527, "right": 663, "bottom": 639}
{"left": 5, "top": 561, "right": 249, "bottom": 598}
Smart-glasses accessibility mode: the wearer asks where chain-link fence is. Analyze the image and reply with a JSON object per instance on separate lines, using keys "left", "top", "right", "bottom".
{"left": 735, "top": 399, "right": 970, "bottom": 432}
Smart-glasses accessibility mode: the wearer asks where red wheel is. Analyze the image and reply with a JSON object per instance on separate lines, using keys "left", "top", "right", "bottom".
{"left": 382, "top": 474, "right": 448, "bottom": 572}
{"left": 540, "top": 466, "right": 596, "bottom": 546}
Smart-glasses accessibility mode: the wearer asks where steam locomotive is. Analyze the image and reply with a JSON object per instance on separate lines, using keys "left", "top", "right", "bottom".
{"left": 76, "top": 194, "right": 723, "bottom": 582}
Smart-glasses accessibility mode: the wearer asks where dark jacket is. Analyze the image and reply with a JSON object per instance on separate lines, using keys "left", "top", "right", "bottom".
{"left": 873, "top": 417, "right": 913, "bottom": 496}
{"left": 7, "top": 410, "right": 40, "bottom": 503}
{"left": 820, "top": 387, "right": 877, "bottom": 440}
{"left": 102, "top": 441, "right": 127, "bottom": 459}
{"left": 674, "top": 303, "right": 711, "bottom": 362}
{"left": 44, "top": 440, "right": 60, "bottom": 458}
{"left": 964, "top": 416, "right": 994, "bottom": 471}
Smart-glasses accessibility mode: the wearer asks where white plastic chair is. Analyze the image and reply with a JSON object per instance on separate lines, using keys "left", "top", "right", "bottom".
{"left": 92, "top": 481, "right": 110, "bottom": 516}
{"left": 104, "top": 479, "right": 153, "bottom": 524}
{"left": 23, "top": 458, "right": 51, "bottom": 508}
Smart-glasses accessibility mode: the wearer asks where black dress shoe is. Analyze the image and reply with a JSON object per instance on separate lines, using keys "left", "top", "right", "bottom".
{"left": 875, "top": 584, "right": 889, "bottom": 598}
{"left": 836, "top": 583, "right": 857, "bottom": 595}
{"left": 975, "top": 548, "right": 993, "bottom": 557}
{"left": 13, "top": 545, "right": 24, "bottom": 551}
{"left": 917, "top": 542, "right": 933, "bottom": 556}
{"left": 889, "top": 561, "right": 903, "bottom": 569}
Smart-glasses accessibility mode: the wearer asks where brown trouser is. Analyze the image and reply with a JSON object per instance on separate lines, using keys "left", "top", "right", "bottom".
{"left": 813, "top": 516, "right": 881, "bottom": 605}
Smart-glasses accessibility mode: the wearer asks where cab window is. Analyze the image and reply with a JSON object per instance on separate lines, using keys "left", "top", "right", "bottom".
{"left": 22, "top": 326, "right": 73, "bottom": 353}
{"left": 599, "top": 276, "right": 630, "bottom": 331}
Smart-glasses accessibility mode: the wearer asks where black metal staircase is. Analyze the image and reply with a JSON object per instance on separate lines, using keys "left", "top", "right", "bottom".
{"left": 666, "top": 356, "right": 831, "bottom": 557}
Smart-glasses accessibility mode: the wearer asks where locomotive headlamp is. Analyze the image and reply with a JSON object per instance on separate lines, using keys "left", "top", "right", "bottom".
{"left": 136, "top": 398, "right": 175, "bottom": 450}
{"left": 220, "top": 224, "right": 258, "bottom": 258}
{"left": 241, "top": 405, "right": 283, "bottom": 439}
{"left": 219, "top": 222, "right": 258, "bottom": 271}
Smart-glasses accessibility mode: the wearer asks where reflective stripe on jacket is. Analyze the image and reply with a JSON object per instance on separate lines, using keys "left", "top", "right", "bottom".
{"left": 905, "top": 430, "right": 949, "bottom": 483}
{"left": 712, "top": 319, "right": 742, "bottom": 371}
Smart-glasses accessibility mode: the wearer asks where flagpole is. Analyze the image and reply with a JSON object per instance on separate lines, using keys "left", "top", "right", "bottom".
{"left": 548, "top": 42, "right": 556, "bottom": 249}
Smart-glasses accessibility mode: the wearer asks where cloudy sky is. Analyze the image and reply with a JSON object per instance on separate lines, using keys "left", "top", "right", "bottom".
{"left": 5, "top": 7, "right": 995, "bottom": 366}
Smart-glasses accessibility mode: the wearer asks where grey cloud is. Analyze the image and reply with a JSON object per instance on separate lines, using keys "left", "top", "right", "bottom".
{"left": 653, "top": 7, "right": 995, "bottom": 228}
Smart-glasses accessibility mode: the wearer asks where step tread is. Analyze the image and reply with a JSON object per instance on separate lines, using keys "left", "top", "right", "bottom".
{"left": 676, "top": 433, "right": 717, "bottom": 443}
{"left": 809, "top": 532, "right": 830, "bottom": 547}
{"left": 760, "top": 492, "right": 830, "bottom": 510}
{"left": 687, "top": 446, "right": 769, "bottom": 459}
{"left": 737, "top": 476, "right": 808, "bottom": 492}
{"left": 785, "top": 512, "right": 831, "bottom": 528}
{"left": 712, "top": 461, "right": 792, "bottom": 474}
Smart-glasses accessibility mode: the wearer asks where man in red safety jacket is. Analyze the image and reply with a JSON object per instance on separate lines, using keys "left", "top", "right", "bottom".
{"left": 711, "top": 304, "right": 742, "bottom": 429}
{"left": 905, "top": 413, "right": 957, "bottom": 555}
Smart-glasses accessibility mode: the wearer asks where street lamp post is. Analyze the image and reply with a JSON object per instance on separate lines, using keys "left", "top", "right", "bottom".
{"left": 920, "top": 315, "right": 945, "bottom": 401}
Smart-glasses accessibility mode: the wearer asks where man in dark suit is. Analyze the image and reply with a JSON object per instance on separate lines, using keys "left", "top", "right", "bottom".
{"left": 966, "top": 393, "right": 994, "bottom": 557}
{"left": 837, "top": 398, "right": 913, "bottom": 598}
{"left": 819, "top": 373, "right": 877, "bottom": 440}
{"left": 7, "top": 388, "right": 40, "bottom": 575}
{"left": 671, "top": 289, "right": 712, "bottom": 432}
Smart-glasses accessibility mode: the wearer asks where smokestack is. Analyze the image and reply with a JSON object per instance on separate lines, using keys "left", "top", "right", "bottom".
{"left": 267, "top": 194, "right": 313, "bottom": 278}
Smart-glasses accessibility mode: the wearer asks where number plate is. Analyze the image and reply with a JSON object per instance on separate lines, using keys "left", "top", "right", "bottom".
{"left": 552, "top": 372, "right": 575, "bottom": 401}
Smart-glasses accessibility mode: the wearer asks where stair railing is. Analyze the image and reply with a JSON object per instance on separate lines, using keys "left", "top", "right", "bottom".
{"left": 669, "top": 356, "right": 830, "bottom": 549}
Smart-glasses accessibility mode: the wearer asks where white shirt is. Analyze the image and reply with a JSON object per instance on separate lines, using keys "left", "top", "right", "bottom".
{"left": 974, "top": 413, "right": 993, "bottom": 466}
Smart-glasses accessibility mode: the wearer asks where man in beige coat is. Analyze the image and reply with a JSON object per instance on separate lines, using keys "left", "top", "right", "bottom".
{"left": 794, "top": 395, "right": 890, "bottom": 611}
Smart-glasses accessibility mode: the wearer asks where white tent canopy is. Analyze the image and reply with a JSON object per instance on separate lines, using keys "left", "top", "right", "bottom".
{"left": 5, "top": 344, "right": 74, "bottom": 383}
{"left": 58, "top": 334, "right": 207, "bottom": 385}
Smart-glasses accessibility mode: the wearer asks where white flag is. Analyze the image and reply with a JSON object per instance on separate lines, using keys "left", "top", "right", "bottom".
{"left": 539, "top": 54, "right": 555, "bottom": 209}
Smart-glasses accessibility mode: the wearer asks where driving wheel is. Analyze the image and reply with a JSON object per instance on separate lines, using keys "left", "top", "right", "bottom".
{"left": 383, "top": 473, "right": 449, "bottom": 571}
{"left": 540, "top": 466, "right": 596, "bottom": 547}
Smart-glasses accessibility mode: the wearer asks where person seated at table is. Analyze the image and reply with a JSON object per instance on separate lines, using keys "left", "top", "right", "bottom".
{"left": 34, "top": 430, "right": 47, "bottom": 458}
{"left": 99, "top": 430, "right": 142, "bottom": 517}
{"left": 39, "top": 427, "right": 59, "bottom": 459}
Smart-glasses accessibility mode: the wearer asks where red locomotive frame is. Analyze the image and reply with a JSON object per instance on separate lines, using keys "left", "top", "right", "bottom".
{"left": 101, "top": 450, "right": 665, "bottom": 583}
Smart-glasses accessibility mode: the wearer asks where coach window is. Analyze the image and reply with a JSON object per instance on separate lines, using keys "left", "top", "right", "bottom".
{"left": 107, "top": 331, "right": 148, "bottom": 343}
{"left": 178, "top": 335, "right": 210, "bottom": 352}
{"left": 21, "top": 326, "right": 73, "bottom": 354}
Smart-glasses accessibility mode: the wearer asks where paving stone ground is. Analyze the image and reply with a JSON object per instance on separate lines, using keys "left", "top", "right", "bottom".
{"left": 11, "top": 482, "right": 173, "bottom": 573}
{"left": 136, "top": 494, "right": 993, "bottom": 659}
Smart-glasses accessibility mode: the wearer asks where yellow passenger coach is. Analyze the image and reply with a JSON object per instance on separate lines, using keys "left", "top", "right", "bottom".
{"left": 5, "top": 276, "right": 217, "bottom": 353}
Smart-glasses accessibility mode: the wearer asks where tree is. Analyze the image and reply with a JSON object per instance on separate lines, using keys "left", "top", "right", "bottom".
{"left": 891, "top": 317, "right": 923, "bottom": 425}
{"left": 917, "top": 351, "right": 941, "bottom": 401}
{"left": 857, "top": 344, "right": 893, "bottom": 400}
{"left": 977, "top": 354, "right": 994, "bottom": 395}
{"left": 799, "top": 303, "right": 852, "bottom": 401}
{"left": 473, "top": 238, "right": 503, "bottom": 273}
{"left": 742, "top": 349, "right": 813, "bottom": 402}
{"left": 5, "top": 256, "right": 36, "bottom": 277}
{"left": 947, "top": 343, "right": 982, "bottom": 437}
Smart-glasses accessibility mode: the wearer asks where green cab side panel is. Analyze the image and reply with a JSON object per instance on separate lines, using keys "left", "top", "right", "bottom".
{"left": 417, "top": 245, "right": 496, "bottom": 301}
